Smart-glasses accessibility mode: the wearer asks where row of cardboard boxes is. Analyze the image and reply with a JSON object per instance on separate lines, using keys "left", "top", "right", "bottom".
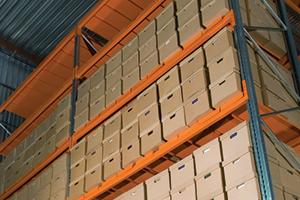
{"left": 5, "top": 153, "right": 68, "bottom": 200}
{"left": 0, "top": 94, "right": 72, "bottom": 192}
{"left": 69, "top": 121, "right": 300, "bottom": 200}
{"left": 73, "top": 0, "right": 234, "bottom": 131}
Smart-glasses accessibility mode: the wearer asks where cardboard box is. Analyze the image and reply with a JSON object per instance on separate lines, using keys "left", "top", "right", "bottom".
{"left": 171, "top": 181, "right": 196, "bottom": 200}
{"left": 138, "top": 103, "right": 160, "bottom": 132}
{"left": 89, "top": 80, "right": 105, "bottom": 105}
{"left": 122, "top": 99, "right": 140, "bottom": 126}
{"left": 140, "top": 123, "right": 163, "bottom": 155}
{"left": 40, "top": 166, "right": 53, "bottom": 189}
{"left": 122, "top": 67, "right": 140, "bottom": 92}
{"left": 78, "top": 79, "right": 91, "bottom": 99}
{"left": 103, "top": 152, "right": 121, "bottom": 180}
{"left": 55, "top": 94, "right": 71, "bottom": 116}
{"left": 70, "top": 159, "right": 86, "bottom": 183}
{"left": 22, "top": 157, "right": 33, "bottom": 176}
{"left": 179, "top": 47, "right": 205, "bottom": 82}
{"left": 156, "top": 2, "right": 175, "bottom": 31}
{"left": 85, "top": 164, "right": 102, "bottom": 191}
{"left": 55, "top": 124, "right": 69, "bottom": 147}
{"left": 122, "top": 36, "right": 139, "bottom": 61}
{"left": 181, "top": 68, "right": 207, "bottom": 101}
{"left": 122, "top": 51, "right": 139, "bottom": 76}
{"left": 36, "top": 183, "right": 51, "bottom": 200}
{"left": 158, "top": 33, "right": 179, "bottom": 63}
{"left": 195, "top": 166, "right": 224, "bottom": 200}
{"left": 103, "top": 132, "right": 120, "bottom": 159}
{"left": 193, "top": 137, "right": 222, "bottom": 175}
{"left": 28, "top": 176, "right": 40, "bottom": 196}
{"left": 175, "top": 0, "right": 194, "bottom": 11}
{"left": 51, "top": 173, "right": 67, "bottom": 195}
{"left": 50, "top": 189, "right": 66, "bottom": 200}
{"left": 106, "top": 51, "right": 122, "bottom": 75}
{"left": 178, "top": 13, "right": 203, "bottom": 45}
{"left": 146, "top": 169, "right": 170, "bottom": 200}
{"left": 279, "top": 166, "right": 300, "bottom": 195}
{"left": 204, "top": 27, "right": 234, "bottom": 64}
{"left": 157, "top": 18, "right": 176, "bottom": 46}
{"left": 89, "top": 95, "right": 105, "bottom": 119}
{"left": 136, "top": 84, "right": 158, "bottom": 113}
{"left": 32, "top": 148, "right": 46, "bottom": 167}
{"left": 140, "top": 50, "right": 159, "bottom": 79}
{"left": 170, "top": 155, "right": 195, "bottom": 189}
{"left": 70, "top": 138, "right": 86, "bottom": 166}
{"left": 104, "top": 111, "right": 121, "bottom": 140}
{"left": 76, "top": 93, "right": 89, "bottom": 116}
{"left": 139, "top": 35, "right": 157, "bottom": 62}
{"left": 86, "top": 125, "right": 103, "bottom": 154}
{"left": 227, "top": 178, "right": 260, "bottom": 200}
{"left": 24, "top": 144, "right": 35, "bottom": 161}
{"left": 52, "top": 153, "right": 68, "bottom": 179}
{"left": 122, "top": 139, "right": 141, "bottom": 168}
{"left": 160, "top": 86, "right": 183, "bottom": 118}
{"left": 86, "top": 146, "right": 102, "bottom": 172}
{"left": 184, "top": 90, "right": 211, "bottom": 125}
{"left": 90, "top": 66, "right": 105, "bottom": 89}
{"left": 209, "top": 71, "right": 242, "bottom": 108}
{"left": 120, "top": 183, "right": 145, "bottom": 200}
{"left": 201, "top": 0, "right": 229, "bottom": 27}
{"left": 220, "top": 121, "right": 251, "bottom": 164}
{"left": 223, "top": 151, "right": 257, "bottom": 190}
{"left": 105, "top": 81, "right": 122, "bottom": 106}
{"left": 208, "top": 47, "right": 239, "bottom": 83}
{"left": 69, "top": 178, "right": 84, "bottom": 200}
{"left": 162, "top": 106, "right": 186, "bottom": 140}
{"left": 121, "top": 120, "right": 139, "bottom": 147}
{"left": 176, "top": 0, "right": 199, "bottom": 27}
{"left": 284, "top": 191, "right": 300, "bottom": 200}
{"left": 45, "top": 125, "right": 56, "bottom": 141}
{"left": 138, "top": 20, "right": 156, "bottom": 46}
{"left": 157, "top": 66, "right": 180, "bottom": 99}
{"left": 55, "top": 108, "right": 70, "bottom": 132}
{"left": 33, "top": 133, "right": 46, "bottom": 152}
{"left": 106, "top": 65, "right": 122, "bottom": 90}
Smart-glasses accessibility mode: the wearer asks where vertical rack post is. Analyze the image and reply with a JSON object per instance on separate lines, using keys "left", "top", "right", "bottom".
{"left": 277, "top": 0, "right": 300, "bottom": 97}
{"left": 231, "top": 0, "right": 275, "bottom": 199}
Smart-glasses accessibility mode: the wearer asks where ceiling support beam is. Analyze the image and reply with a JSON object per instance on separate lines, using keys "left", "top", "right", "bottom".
{"left": 0, "top": 37, "right": 42, "bottom": 65}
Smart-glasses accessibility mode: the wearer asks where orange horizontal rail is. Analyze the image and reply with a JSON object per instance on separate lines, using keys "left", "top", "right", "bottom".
{"left": 0, "top": 0, "right": 165, "bottom": 155}
{"left": 73, "top": 11, "right": 236, "bottom": 144}
{"left": 0, "top": 138, "right": 71, "bottom": 200}
{"left": 80, "top": 82, "right": 248, "bottom": 200}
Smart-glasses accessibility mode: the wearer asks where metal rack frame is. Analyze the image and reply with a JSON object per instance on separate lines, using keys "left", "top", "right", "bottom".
{"left": 231, "top": 0, "right": 300, "bottom": 199}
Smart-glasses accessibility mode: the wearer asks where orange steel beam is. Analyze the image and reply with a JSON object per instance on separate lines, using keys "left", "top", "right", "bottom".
{"left": 0, "top": 0, "right": 165, "bottom": 155}
{"left": 73, "top": 11, "right": 236, "bottom": 144}
{"left": 80, "top": 82, "right": 248, "bottom": 200}
{"left": 76, "top": 0, "right": 166, "bottom": 78}
{"left": 0, "top": 138, "right": 71, "bottom": 200}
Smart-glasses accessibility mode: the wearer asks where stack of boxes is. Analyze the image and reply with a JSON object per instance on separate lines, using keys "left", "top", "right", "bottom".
{"left": 115, "top": 121, "right": 300, "bottom": 200}
{"left": 1, "top": 94, "right": 71, "bottom": 191}
{"left": 75, "top": 79, "right": 91, "bottom": 130}
{"left": 5, "top": 153, "right": 68, "bottom": 200}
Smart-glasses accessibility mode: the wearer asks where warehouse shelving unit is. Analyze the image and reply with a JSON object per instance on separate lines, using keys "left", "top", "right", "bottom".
{"left": 0, "top": 0, "right": 300, "bottom": 200}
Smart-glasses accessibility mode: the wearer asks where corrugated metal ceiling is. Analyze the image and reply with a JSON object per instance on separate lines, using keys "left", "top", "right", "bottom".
{"left": 0, "top": 0, "right": 98, "bottom": 59}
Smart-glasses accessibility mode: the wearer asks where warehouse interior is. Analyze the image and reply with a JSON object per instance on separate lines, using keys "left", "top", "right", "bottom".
{"left": 0, "top": 0, "right": 300, "bottom": 199}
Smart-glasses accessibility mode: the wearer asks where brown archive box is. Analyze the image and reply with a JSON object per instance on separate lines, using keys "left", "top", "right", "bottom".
{"left": 193, "top": 137, "right": 222, "bottom": 175}
{"left": 209, "top": 71, "right": 242, "bottom": 108}
{"left": 70, "top": 138, "right": 86, "bottom": 167}
{"left": 139, "top": 35, "right": 157, "bottom": 62}
{"left": 90, "top": 65, "right": 105, "bottom": 89}
{"left": 138, "top": 103, "right": 160, "bottom": 133}
{"left": 121, "top": 120, "right": 139, "bottom": 147}
{"left": 162, "top": 106, "right": 186, "bottom": 140}
{"left": 158, "top": 32, "right": 179, "bottom": 63}
{"left": 76, "top": 93, "right": 89, "bottom": 117}
{"left": 138, "top": 20, "right": 156, "bottom": 46}
{"left": 103, "top": 132, "right": 120, "bottom": 160}
{"left": 69, "top": 178, "right": 84, "bottom": 200}
{"left": 146, "top": 169, "right": 170, "bottom": 200}
{"left": 178, "top": 13, "right": 203, "bottom": 45}
{"left": 104, "top": 111, "right": 121, "bottom": 140}
{"left": 169, "top": 155, "right": 195, "bottom": 189}
{"left": 89, "top": 95, "right": 105, "bottom": 120}
{"left": 70, "top": 159, "right": 86, "bottom": 183}
{"left": 159, "top": 86, "right": 183, "bottom": 118}
{"left": 176, "top": 0, "right": 199, "bottom": 27}
{"left": 207, "top": 47, "right": 240, "bottom": 83}
{"left": 122, "top": 139, "right": 141, "bottom": 168}
{"left": 122, "top": 36, "right": 138, "bottom": 61}
{"left": 156, "top": 2, "right": 175, "bottom": 31}
{"left": 122, "top": 67, "right": 140, "bottom": 93}
{"left": 140, "top": 50, "right": 159, "bottom": 79}
{"left": 195, "top": 166, "right": 224, "bottom": 200}
{"left": 77, "top": 78, "right": 90, "bottom": 99}
{"left": 106, "top": 51, "right": 122, "bottom": 75}
{"left": 204, "top": 27, "right": 235, "bottom": 64}
{"left": 105, "top": 81, "right": 122, "bottom": 106}
{"left": 106, "top": 65, "right": 122, "bottom": 90}
{"left": 103, "top": 151, "right": 121, "bottom": 180}
{"left": 179, "top": 46, "right": 205, "bottom": 82}
{"left": 184, "top": 90, "right": 211, "bottom": 125}
{"left": 122, "top": 99, "right": 140, "bottom": 126}
{"left": 136, "top": 84, "right": 158, "bottom": 113}
{"left": 86, "top": 125, "right": 103, "bottom": 154}
{"left": 140, "top": 122, "right": 163, "bottom": 155}
{"left": 122, "top": 51, "right": 139, "bottom": 76}
{"left": 84, "top": 164, "right": 102, "bottom": 191}
{"left": 86, "top": 146, "right": 102, "bottom": 172}
{"left": 157, "top": 66, "right": 180, "bottom": 99}
{"left": 201, "top": 0, "right": 230, "bottom": 27}
{"left": 89, "top": 80, "right": 105, "bottom": 105}
{"left": 181, "top": 68, "right": 207, "bottom": 102}
{"left": 116, "top": 183, "right": 145, "bottom": 200}
{"left": 74, "top": 108, "right": 89, "bottom": 131}
{"left": 171, "top": 181, "right": 197, "bottom": 200}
